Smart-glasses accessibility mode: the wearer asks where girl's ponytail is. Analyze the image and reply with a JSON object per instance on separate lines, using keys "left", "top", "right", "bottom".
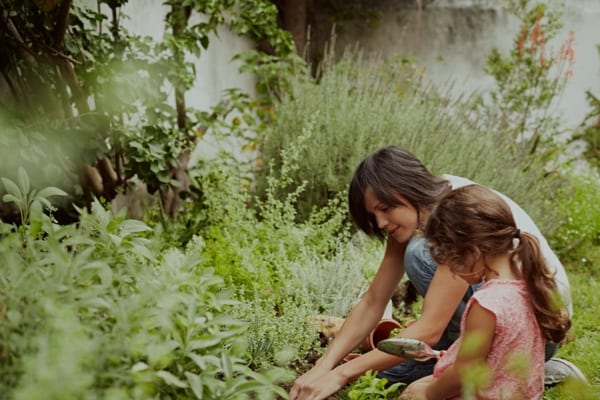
{"left": 513, "top": 231, "right": 571, "bottom": 343}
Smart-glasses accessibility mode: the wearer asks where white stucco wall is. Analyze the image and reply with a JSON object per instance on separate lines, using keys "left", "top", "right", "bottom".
{"left": 118, "top": 0, "right": 256, "bottom": 112}
{"left": 334, "top": 0, "right": 600, "bottom": 130}
{"left": 98, "top": 0, "right": 599, "bottom": 163}
{"left": 109, "top": 0, "right": 258, "bottom": 163}
{"left": 108, "top": 1, "right": 600, "bottom": 131}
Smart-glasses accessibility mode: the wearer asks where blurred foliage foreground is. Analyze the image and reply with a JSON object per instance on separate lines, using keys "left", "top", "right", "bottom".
{"left": 1, "top": 0, "right": 600, "bottom": 399}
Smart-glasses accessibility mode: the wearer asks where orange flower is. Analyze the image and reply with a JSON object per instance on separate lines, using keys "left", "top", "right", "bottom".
{"left": 517, "top": 29, "right": 527, "bottom": 60}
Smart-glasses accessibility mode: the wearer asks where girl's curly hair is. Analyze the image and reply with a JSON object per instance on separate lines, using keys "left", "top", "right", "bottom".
{"left": 425, "top": 184, "right": 571, "bottom": 343}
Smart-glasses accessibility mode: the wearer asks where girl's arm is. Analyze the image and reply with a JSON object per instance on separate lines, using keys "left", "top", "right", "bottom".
{"left": 399, "top": 263, "right": 471, "bottom": 346}
{"left": 425, "top": 301, "right": 496, "bottom": 400}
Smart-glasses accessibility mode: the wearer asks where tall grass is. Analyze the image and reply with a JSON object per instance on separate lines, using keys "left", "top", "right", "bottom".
{"left": 256, "top": 47, "right": 558, "bottom": 232}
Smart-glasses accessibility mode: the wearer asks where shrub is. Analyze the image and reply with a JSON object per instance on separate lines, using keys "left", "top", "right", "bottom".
{"left": 347, "top": 370, "right": 404, "bottom": 400}
{"left": 254, "top": 48, "right": 557, "bottom": 232}
{"left": 160, "top": 140, "right": 381, "bottom": 373}
{"left": 0, "top": 175, "right": 287, "bottom": 399}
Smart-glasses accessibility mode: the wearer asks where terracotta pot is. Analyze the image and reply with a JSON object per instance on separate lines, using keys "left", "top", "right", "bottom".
{"left": 364, "top": 318, "right": 403, "bottom": 351}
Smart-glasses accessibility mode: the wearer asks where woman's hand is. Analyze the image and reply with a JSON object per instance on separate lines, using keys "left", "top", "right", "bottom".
{"left": 289, "top": 364, "right": 348, "bottom": 400}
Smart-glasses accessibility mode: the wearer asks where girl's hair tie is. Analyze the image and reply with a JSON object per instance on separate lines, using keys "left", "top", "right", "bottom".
{"left": 514, "top": 228, "right": 521, "bottom": 239}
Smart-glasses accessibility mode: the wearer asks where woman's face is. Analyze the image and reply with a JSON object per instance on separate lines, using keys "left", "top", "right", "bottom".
{"left": 363, "top": 187, "right": 419, "bottom": 243}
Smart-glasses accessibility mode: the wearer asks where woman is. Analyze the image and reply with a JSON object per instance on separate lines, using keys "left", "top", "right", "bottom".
{"left": 288, "top": 145, "right": 574, "bottom": 400}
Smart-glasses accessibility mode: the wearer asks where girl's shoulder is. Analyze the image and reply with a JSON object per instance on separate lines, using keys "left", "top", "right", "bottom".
{"left": 471, "top": 281, "right": 529, "bottom": 313}
{"left": 476, "top": 280, "right": 527, "bottom": 296}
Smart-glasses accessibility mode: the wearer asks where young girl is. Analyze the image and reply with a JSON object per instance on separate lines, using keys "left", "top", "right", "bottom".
{"left": 400, "top": 184, "right": 571, "bottom": 400}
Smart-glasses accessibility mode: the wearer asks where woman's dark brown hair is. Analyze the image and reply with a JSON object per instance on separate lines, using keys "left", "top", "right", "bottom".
{"left": 425, "top": 184, "right": 571, "bottom": 343}
{"left": 348, "top": 145, "right": 450, "bottom": 240}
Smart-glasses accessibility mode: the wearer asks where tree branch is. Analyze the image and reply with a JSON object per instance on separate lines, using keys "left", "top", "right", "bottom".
{"left": 3, "top": 10, "right": 37, "bottom": 63}
{"left": 170, "top": 5, "right": 193, "bottom": 131}
{"left": 53, "top": 0, "right": 73, "bottom": 49}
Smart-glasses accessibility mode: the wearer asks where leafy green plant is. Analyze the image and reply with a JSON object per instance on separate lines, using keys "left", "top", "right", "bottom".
{"left": 155, "top": 134, "right": 377, "bottom": 374}
{"left": 0, "top": 179, "right": 288, "bottom": 399}
{"left": 184, "top": 129, "right": 356, "bottom": 297}
{"left": 347, "top": 370, "right": 404, "bottom": 400}
{"left": 1, "top": 167, "right": 67, "bottom": 226}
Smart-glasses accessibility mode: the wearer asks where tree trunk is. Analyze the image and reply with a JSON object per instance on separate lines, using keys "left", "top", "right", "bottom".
{"left": 273, "top": 0, "right": 309, "bottom": 55}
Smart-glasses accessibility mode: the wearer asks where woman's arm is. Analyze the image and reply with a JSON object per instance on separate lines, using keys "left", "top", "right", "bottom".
{"left": 289, "top": 238, "right": 406, "bottom": 400}
{"left": 425, "top": 302, "right": 496, "bottom": 400}
{"left": 319, "top": 238, "right": 407, "bottom": 368}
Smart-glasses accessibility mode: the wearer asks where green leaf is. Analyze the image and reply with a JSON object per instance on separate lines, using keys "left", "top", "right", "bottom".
{"left": 185, "top": 372, "right": 204, "bottom": 399}
{"left": 1, "top": 178, "right": 22, "bottom": 200}
{"left": 109, "top": 233, "right": 122, "bottom": 246}
{"left": 36, "top": 186, "right": 68, "bottom": 199}
{"left": 244, "top": 368, "right": 281, "bottom": 387}
{"left": 80, "top": 297, "right": 113, "bottom": 310}
{"left": 221, "top": 352, "right": 233, "bottom": 379}
{"left": 132, "top": 362, "right": 149, "bottom": 372}
{"left": 119, "top": 219, "right": 152, "bottom": 237}
{"left": 36, "top": 196, "right": 53, "bottom": 209}
{"left": 188, "top": 337, "right": 222, "bottom": 350}
{"left": 2, "top": 194, "right": 20, "bottom": 205}
{"left": 17, "top": 167, "right": 30, "bottom": 195}
{"left": 156, "top": 370, "right": 188, "bottom": 388}
{"left": 187, "top": 353, "right": 206, "bottom": 369}
{"left": 80, "top": 261, "right": 113, "bottom": 286}
{"left": 228, "top": 380, "right": 265, "bottom": 395}
{"left": 200, "top": 35, "right": 209, "bottom": 49}
{"left": 210, "top": 315, "right": 247, "bottom": 327}
{"left": 0, "top": 222, "right": 13, "bottom": 234}
{"left": 131, "top": 239, "right": 155, "bottom": 259}
{"left": 29, "top": 220, "right": 42, "bottom": 237}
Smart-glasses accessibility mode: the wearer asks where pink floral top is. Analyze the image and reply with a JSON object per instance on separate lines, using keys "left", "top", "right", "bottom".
{"left": 433, "top": 280, "right": 545, "bottom": 400}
